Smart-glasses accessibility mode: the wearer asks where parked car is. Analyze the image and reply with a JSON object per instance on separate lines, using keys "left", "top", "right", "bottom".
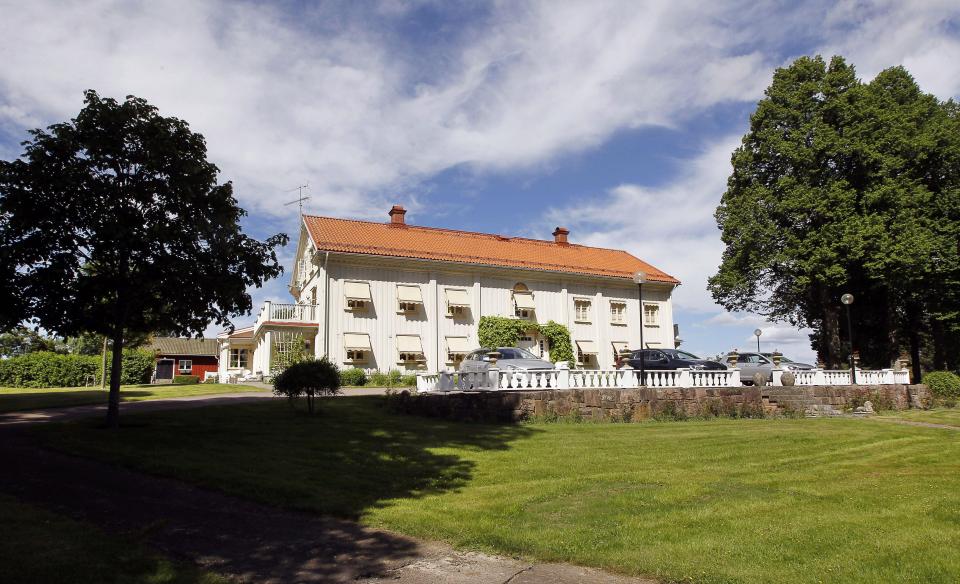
{"left": 624, "top": 348, "right": 727, "bottom": 371}
{"left": 731, "top": 352, "right": 814, "bottom": 384}
{"left": 458, "top": 347, "right": 554, "bottom": 374}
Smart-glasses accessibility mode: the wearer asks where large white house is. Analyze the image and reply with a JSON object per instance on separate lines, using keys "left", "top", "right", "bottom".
{"left": 217, "top": 205, "right": 679, "bottom": 380}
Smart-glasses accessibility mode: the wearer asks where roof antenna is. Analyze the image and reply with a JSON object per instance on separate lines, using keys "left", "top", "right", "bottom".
{"left": 283, "top": 183, "right": 311, "bottom": 216}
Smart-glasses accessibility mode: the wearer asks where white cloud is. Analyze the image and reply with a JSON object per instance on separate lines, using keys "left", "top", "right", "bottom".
{"left": 0, "top": 0, "right": 777, "bottom": 219}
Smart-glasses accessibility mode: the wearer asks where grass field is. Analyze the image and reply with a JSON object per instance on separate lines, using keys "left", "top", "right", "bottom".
{"left": 0, "top": 383, "right": 264, "bottom": 413}
{"left": 0, "top": 493, "right": 225, "bottom": 584}
{"left": 879, "top": 408, "right": 960, "bottom": 428}
{"left": 38, "top": 398, "right": 960, "bottom": 584}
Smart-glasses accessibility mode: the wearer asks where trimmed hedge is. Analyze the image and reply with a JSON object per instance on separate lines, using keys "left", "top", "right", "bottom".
{"left": 0, "top": 349, "right": 155, "bottom": 388}
{"left": 173, "top": 375, "right": 200, "bottom": 385}
{"left": 923, "top": 371, "right": 960, "bottom": 402}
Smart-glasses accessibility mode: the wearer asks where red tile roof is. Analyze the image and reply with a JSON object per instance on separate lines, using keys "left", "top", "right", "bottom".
{"left": 303, "top": 215, "right": 679, "bottom": 284}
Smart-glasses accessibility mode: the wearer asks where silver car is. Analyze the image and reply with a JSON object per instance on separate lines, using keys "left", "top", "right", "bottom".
{"left": 458, "top": 347, "right": 554, "bottom": 373}
{"left": 733, "top": 352, "right": 815, "bottom": 384}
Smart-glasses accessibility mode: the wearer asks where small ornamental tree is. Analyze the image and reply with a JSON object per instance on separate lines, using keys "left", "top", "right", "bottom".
{"left": 0, "top": 91, "right": 288, "bottom": 427}
{"left": 272, "top": 357, "right": 341, "bottom": 414}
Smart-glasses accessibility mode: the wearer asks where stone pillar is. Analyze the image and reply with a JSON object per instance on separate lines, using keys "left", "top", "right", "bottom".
{"left": 555, "top": 361, "right": 570, "bottom": 390}
{"left": 771, "top": 368, "right": 783, "bottom": 386}
{"left": 487, "top": 366, "right": 500, "bottom": 390}
{"left": 729, "top": 368, "right": 741, "bottom": 387}
{"left": 813, "top": 368, "right": 826, "bottom": 385}
{"left": 677, "top": 368, "right": 692, "bottom": 388}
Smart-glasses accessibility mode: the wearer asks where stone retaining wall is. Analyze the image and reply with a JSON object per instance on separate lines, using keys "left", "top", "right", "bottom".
{"left": 389, "top": 384, "right": 929, "bottom": 423}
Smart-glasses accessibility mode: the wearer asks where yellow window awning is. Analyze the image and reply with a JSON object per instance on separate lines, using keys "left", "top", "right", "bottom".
{"left": 514, "top": 291, "right": 535, "bottom": 310}
{"left": 445, "top": 288, "right": 470, "bottom": 307}
{"left": 445, "top": 336, "right": 471, "bottom": 354}
{"left": 576, "top": 340, "right": 598, "bottom": 354}
{"left": 397, "top": 284, "right": 423, "bottom": 303}
{"left": 344, "top": 281, "right": 371, "bottom": 301}
{"left": 396, "top": 335, "right": 423, "bottom": 353}
{"left": 344, "top": 333, "right": 372, "bottom": 351}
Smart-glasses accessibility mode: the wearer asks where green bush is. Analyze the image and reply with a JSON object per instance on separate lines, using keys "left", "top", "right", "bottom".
{"left": 923, "top": 371, "right": 960, "bottom": 402}
{"left": 399, "top": 373, "right": 418, "bottom": 387}
{"left": 340, "top": 368, "right": 367, "bottom": 386}
{"left": 119, "top": 349, "right": 154, "bottom": 385}
{"left": 387, "top": 369, "right": 403, "bottom": 386}
{"left": 0, "top": 351, "right": 99, "bottom": 388}
{"left": 173, "top": 375, "right": 200, "bottom": 385}
{"left": 272, "top": 357, "right": 340, "bottom": 414}
{"left": 368, "top": 370, "right": 389, "bottom": 387}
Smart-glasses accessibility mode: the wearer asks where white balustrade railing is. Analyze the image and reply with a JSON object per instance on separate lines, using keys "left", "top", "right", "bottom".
{"left": 416, "top": 364, "right": 914, "bottom": 393}
{"left": 253, "top": 301, "right": 320, "bottom": 334}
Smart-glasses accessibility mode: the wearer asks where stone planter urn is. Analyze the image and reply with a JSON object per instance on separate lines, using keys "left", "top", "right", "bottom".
{"left": 727, "top": 350, "right": 739, "bottom": 367}
{"left": 486, "top": 351, "right": 501, "bottom": 366}
{"left": 771, "top": 351, "right": 783, "bottom": 367}
{"left": 780, "top": 371, "right": 796, "bottom": 386}
{"left": 752, "top": 372, "right": 767, "bottom": 387}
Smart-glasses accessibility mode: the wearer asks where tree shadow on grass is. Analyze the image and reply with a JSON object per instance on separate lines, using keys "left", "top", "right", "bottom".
{"left": 5, "top": 396, "right": 539, "bottom": 581}
{"left": 0, "top": 390, "right": 153, "bottom": 413}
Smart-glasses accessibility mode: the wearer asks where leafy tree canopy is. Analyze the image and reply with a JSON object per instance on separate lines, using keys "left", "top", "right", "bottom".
{"left": 0, "top": 90, "right": 288, "bottom": 426}
{"left": 709, "top": 56, "right": 960, "bottom": 376}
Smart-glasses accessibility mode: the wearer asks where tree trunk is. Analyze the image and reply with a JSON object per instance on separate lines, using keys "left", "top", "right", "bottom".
{"left": 105, "top": 332, "right": 125, "bottom": 429}
{"left": 100, "top": 336, "right": 108, "bottom": 389}
{"left": 907, "top": 304, "right": 922, "bottom": 384}
{"left": 931, "top": 318, "right": 946, "bottom": 371}
{"left": 819, "top": 288, "right": 843, "bottom": 368}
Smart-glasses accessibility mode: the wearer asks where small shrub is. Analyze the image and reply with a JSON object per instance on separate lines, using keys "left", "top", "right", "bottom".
{"left": 272, "top": 357, "right": 340, "bottom": 414}
{"left": 368, "top": 371, "right": 389, "bottom": 387}
{"left": 340, "top": 368, "right": 367, "bottom": 386}
{"left": 923, "top": 371, "right": 960, "bottom": 403}
{"left": 173, "top": 375, "right": 200, "bottom": 384}
{"left": 652, "top": 400, "right": 688, "bottom": 421}
{"left": 399, "top": 373, "right": 417, "bottom": 387}
{"left": 387, "top": 369, "right": 403, "bottom": 386}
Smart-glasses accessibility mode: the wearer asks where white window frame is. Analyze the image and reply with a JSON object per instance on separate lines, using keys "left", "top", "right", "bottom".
{"left": 447, "top": 304, "right": 466, "bottom": 318}
{"left": 229, "top": 348, "right": 248, "bottom": 369}
{"left": 574, "top": 298, "right": 592, "bottom": 323}
{"left": 178, "top": 359, "right": 192, "bottom": 373}
{"left": 346, "top": 349, "right": 367, "bottom": 362}
{"left": 610, "top": 301, "right": 626, "bottom": 325}
{"left": 644, "top": 303, "right": 660, "bottom": 327}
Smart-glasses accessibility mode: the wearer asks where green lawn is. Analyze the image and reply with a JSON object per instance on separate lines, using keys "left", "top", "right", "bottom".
{"left": 0, "top": 383, "right": 263, "bottom": 413}
{"left": 0, "top": 493, "right": 226, "bottom": 584}
{"left": 878, "top": 407, "right": 960, "bottom": 428}
{"left": 38, "top": 398, "right": 960, "bottom": 584}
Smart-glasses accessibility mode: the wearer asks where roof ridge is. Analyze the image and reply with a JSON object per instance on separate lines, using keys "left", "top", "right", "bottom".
{"left": 303, "top": 214, "right": 641, "bottom": 254}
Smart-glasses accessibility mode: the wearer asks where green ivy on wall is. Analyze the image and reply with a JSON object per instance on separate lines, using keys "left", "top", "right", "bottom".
{"left": 476, "top": 316, "right": 574, "bottom": 364}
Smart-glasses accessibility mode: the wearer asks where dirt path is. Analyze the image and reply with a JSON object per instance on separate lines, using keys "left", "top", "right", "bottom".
{"left": 0, "top": 401, "right": 655, "bottom": 583}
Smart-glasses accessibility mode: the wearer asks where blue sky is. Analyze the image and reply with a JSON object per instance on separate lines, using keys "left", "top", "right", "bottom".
{"left": 2, "top": 0, "right": 960, "bottom": 362}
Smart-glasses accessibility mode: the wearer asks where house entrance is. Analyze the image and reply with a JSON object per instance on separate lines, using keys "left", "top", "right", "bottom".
{"left": 155, "top": 359, "right": 174, "bottom": 380}
{"left": 517, "top": 334, "right": 545, "bottom": 359}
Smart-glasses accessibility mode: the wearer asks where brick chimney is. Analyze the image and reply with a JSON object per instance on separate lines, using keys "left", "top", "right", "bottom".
{"left": 388, "top": 205, "right": 407, "bottom": 225}
{"left": 552, "top": 226, "right": 569, "bottom": 245}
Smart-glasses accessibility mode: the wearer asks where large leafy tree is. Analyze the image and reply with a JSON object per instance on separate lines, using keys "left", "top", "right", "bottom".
{"left": 0, "top": 91, "right": 288, "bottom": 427}
{"left": 710, "top": 56, "right": 960, "bottom": 378}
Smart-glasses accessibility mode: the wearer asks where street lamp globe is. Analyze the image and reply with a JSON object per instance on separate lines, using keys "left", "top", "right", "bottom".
{"left": 841, "top": 293, "right": 854, "bottom": 305}
{"left": 633, "top": 271, "right": 648, "bottom": 284}
{"left": 753, "top": 328, "right": 762, "bottom": 338}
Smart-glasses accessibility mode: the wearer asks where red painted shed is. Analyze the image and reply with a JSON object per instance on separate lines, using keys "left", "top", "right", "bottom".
{"left": 148, "top": 337, "right": 219, "bottom": 381}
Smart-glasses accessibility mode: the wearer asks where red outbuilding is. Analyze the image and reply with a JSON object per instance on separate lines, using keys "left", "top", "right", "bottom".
{"left": 149, "top": 337, "right": 219, "bottom": 381}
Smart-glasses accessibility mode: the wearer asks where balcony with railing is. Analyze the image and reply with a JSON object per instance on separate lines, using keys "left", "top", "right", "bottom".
{"left": 253, "top": 301, "right": 319, "bottom": 334}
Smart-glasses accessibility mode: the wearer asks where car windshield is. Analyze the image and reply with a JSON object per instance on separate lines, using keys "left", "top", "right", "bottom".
{"left": 762, "top": 353, "right": 795, "bottom": 363}
{"left": 498, "top": 347, "right": 540, "bottom": 360}
{"left": 673, "top": 350, "right": 701, "bottom": 360}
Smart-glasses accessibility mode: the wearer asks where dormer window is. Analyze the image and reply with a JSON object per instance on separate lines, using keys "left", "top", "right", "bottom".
{"left": 344, "top": 281, "right": 372, "bottom": 311}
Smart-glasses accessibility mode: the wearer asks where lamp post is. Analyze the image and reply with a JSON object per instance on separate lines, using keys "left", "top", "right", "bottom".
{"left": 753, "top": 328, "right": 762, "bottom": 353}
{"left": 841, "top": 293, "right": 856, "bottom": 384}
{"left": 634, "top": 271, "right": 647, "bottom": 386}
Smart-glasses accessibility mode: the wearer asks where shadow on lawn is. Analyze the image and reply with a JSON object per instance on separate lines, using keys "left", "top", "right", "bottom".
{"left": 4, "top": 396, "right": 544, "bottom": 582}
{"left": 0, "top": 390, "right": 152, "bottom": 413}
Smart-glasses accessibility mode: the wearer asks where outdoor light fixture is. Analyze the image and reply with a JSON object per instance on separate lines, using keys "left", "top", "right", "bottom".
{"left": 754, "top": 328, "right": 762, "bottom": 353}
{"left": 840, "top": 293, "right": 856, "bottom": 384}
{"left": 634, "top": 271, "right": 647, "bottom": 386}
